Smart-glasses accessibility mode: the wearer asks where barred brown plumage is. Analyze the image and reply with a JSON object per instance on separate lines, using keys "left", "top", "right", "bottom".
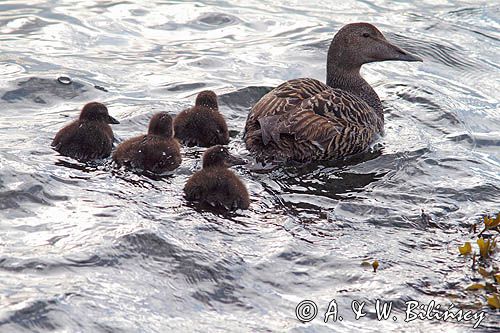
{"left": 244, "top": 23, "right": 422, "bottom": 163}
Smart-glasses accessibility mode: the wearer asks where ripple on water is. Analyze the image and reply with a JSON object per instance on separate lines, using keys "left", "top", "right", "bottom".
{"left": 0, "top": 185, "right": 53, "bottom": 211}
{"left": 1, "top": 77, "right": 106, "bottom": 104}
{"left": 193, "top": 12, "right": 241, "bottom": 29}
{"left": 390, "top": 32, "right": 480, "bottom": 71}
{"left": 0, "top": 299, "right": 61, "bottom": 332}
{"left": 0, "top": 63, "right": 25, "bottom": 77}
{"left": 0, "top": 16, "right": 53, "bottom": 35}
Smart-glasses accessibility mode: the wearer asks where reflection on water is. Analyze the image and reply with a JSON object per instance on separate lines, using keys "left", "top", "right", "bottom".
{"left": 0, "top": 0, "right": 499, "bottom": 332}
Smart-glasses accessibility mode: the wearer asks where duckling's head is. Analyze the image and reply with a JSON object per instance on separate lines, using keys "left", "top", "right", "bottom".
{"left": 148, "top": 112, "right": 174, "bottom": 137}
{"left": 202, "top": 145, "right": 246, "bottom": 168}
{"left": 79, "top": 102, "right": 119, "bottom": 124}
{"left": 328, "top": 22, "right": 422, "bottom": 70}
{"left": 195, "top": 90, "right": 218, "bottom": 110}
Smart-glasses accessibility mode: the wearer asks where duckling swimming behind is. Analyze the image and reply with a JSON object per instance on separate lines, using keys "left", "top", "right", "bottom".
{"left": 184, "top": 145, "right": 249, "bottom": 210}
{"left": 174, "top": 90, "right": 229, "bottom": 147}
{"left": 52, "top": 102, "right": 119, "bottom": 162}
{"left": 113, "top": 112, "right": 181, "bottom": 174}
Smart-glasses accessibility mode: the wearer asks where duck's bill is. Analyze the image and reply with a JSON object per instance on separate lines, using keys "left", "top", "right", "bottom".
{"left": 226, "top": 154, "right": 247, "bottom": 166}
{"left": 376, "top": 39, "right": 423, "bottom": 62}
{"left": 107, "top": 115, "right": 120, "bottom": 124}
{"left": 393, "top": 46, "right": 423, "bottom": 62}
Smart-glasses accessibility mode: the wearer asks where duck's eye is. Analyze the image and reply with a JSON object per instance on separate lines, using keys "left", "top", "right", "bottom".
{"left": 362, "top": 33, "right": 370, "bottom": 38}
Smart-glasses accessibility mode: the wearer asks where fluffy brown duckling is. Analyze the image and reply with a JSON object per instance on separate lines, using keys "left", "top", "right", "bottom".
{"left": 113, "top": 112, "right": 181, "bottom": 174}
{"left": 52, "top": 102, "right": 119, "bottom": 162}
{"left": 174, "top": 90, "right": 229, "bottom": 147}
{"left": 184, "top": 145, "right": 249, "bottom": 210}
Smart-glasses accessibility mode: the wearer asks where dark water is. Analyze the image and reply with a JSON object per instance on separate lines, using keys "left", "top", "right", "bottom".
{"left": 1, "top": 1, "right": 499, "bottom": 332}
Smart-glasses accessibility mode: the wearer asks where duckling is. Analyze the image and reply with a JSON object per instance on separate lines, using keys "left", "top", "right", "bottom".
{"left": 184, "top": 145, "right": 249, "bottom": 210}
{"left": 244, "top": 22, "right": 422, "bottom": 163}
{"left": 174, "top": 90, "right": 229, "bottom": 147}
{"left": 52, "top": 102, "right": 119, "bottom": 162}
{"left": 113, "top": 112, "right": 181, "bottom": 174}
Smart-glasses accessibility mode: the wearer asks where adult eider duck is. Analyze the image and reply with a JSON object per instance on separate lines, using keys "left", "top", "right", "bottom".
{"left": 244, "top": 23, "right": 422, "bottom": 163}
{"left": 174, "top": 90, "right": 230, "bottom": 147}
{"left": 52, "top": 102, "right": 119, "bottom": 162}
{"left": 184, "top": 145, "right": 249, "bottom": 210}
{"left": 113, "top": 112, "right": 181, "bottom": 174}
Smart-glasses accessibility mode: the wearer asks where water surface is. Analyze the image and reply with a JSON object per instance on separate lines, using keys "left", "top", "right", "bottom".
{"left": 0, "top": 0, "right": 499, "bottom": 332}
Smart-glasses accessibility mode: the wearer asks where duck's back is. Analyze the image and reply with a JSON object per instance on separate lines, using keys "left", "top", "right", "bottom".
{"left": 184, "top": 167, "right": 249, "bottom": 210}
{"left": 113, "top": 135, "right": 181, "bottom": 173}
{"left": 244, "top": 78, "right": 383, "bottom": 162}
{"left": 174, "top": 107, "right": 229, "bottom": 147}
{"left": 52, "top": 120, "right": 114, "bottom": 161}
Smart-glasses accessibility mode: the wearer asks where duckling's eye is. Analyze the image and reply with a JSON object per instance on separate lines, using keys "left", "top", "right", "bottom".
{"left": 362, "top": 33, "right": 370, "bottom": 38}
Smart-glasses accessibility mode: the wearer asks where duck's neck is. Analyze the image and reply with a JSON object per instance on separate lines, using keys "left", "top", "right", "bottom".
{"left": 326, "top": 65, "right": 383, "bottom": 120}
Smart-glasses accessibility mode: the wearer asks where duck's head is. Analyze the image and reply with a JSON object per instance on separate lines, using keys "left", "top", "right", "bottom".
{"left": 148, "top": 112, "right": 174, "bottom": 137}
{"left": 79, "top": 102, "right": 119, "bottom": 124}
{"left": 195, "top": 90, "right": 218, "bottom": 110}
{"left": 329, "top": 23, "right": 422, "bottom": 69}
{"left": 202, "top": 145, "right": 246, "bottom": 168}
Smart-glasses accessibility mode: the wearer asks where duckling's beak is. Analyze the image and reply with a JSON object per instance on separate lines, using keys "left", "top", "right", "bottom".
{"left": 374, "top": 38, "right": 423, "bottom": 62}
{"left": 107, "top": 115, "right": 120, "bottom": 124}
{"left": 226, "top": 154, "right": 247, "bottom": 167}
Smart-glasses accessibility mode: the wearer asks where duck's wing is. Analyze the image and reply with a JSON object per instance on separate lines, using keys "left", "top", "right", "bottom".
{"left": 246, "top": 78, "right": 381, "bottom": 160}
{"left": 282, "top": 95, "right": 378, "bottom": 157}
{"left": 247, "top": 78, "right": 330, "bottom": 121}
{"left": 245, "top": 78, "right": 330, "bottom": 146}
